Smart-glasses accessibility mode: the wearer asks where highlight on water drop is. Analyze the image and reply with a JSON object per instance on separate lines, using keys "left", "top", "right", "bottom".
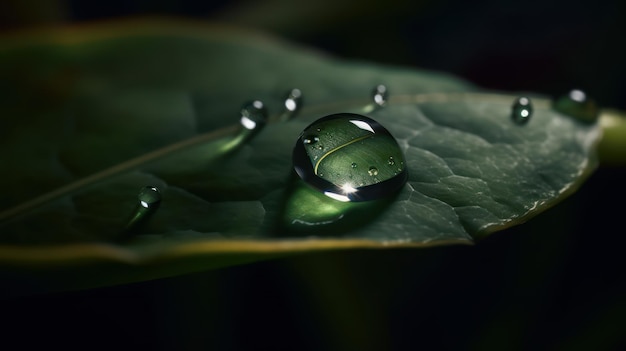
{"left": 303, "top": 135, "right": 319, "bottom": 144}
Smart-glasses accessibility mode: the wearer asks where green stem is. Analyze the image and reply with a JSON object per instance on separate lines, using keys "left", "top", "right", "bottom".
{"left": 598, "top": 109, "right": 626, "bottom": 166}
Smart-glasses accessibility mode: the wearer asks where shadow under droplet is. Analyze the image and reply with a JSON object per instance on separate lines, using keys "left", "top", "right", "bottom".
{"left": 271, "top": 172, "right": 398, "bottom": 237}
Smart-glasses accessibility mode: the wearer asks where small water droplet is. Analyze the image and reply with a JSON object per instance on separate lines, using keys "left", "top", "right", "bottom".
{"left": 224, "top": 100, "right": 269, "bottom": 150}
{"left": 554, "top": 89, "right": 599, "bottom": 123}
{"left": 123, "top": 186, "right": 162, "bottom": 234}
{"left": 511, "top": 96, "right": 533, "bottom": 125}
{"left": 138, "top": 186, "right": 161, "bottom": 209}
{"left": 240, "top": 100, "right": 268, "bottom": 130}
{"left": 293, "top": 113, "right": 407, "bottom": 202}
{"left": 388, "top": 156, "right": 395, "bottom": 166}
{"left": 372, "top": 84, "right": 388, "bottom": 108}
{"left": 282, "top": 88, "right": 303, "bottom": 120}
{"left": 284, "top": 89, "right": 302, "bottom": 111}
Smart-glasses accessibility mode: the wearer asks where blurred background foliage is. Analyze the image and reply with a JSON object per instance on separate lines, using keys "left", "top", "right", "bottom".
{"left": 1, "top": 0, "right": 625, "bottom": 350}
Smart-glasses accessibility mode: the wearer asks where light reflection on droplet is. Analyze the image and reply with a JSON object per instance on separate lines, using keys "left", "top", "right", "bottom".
{"left": 341, "top": 183, "right": 357, "bottom": 194}
{"left": 323, "top": 191, "right": 351, "bottom": 202}
{"left": 569, "top": 89, "right": 586, "bottom": 103}
{"left": 303, "top": 135, "right": 319, "bottom": 144}
{"left": 240, "top": 116, "right": 257, "bottom": 130}
{"left": 349, "top": 119, "right": 376, "bottom": 133}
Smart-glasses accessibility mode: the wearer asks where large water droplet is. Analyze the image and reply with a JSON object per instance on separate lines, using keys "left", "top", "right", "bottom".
{"left": 282, "top": 88, "right": 303, "bottom": 120}
{"left": 511, "top": 96, "right": 533, "bottom": 125}
{"left": 372, "top": 84, "right": 388, "bottom": 108}
{"left": 293, "top": 113, "right": 407, "bottom": 202}
{"left": 554, "top": 89, "right": 599, "bottom": 123}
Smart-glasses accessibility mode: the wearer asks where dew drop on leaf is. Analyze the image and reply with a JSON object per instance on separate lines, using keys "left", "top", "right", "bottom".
{"left": 372, "top": 84, "right": 388, "bottom": 107}
{"left": 282, "top": 88, "right": 303, "bottom": 119}
{"left": 228, "top": 100, "right": 268, "bottom": 149}
{"left": 123, "top": 186, "right": 161, "bottom": 234}
{"left": 138, "top": 186, "right": 162, "bottom": 209}
{"left": 292, "top": 113, "right": 407, "bottom": 202}
{"left": 554, "top": 89, "right": 599, "bottom": 123}
{"left": 240, "top": 100, "right": 268, "bottom": 130}
{"left": 511, "top": 96, "right": 533, "bottom": 125}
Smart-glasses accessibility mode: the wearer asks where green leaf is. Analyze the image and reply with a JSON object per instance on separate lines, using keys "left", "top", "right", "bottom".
{"left": 0, "top": 20, "right": 601, "bottom": 295}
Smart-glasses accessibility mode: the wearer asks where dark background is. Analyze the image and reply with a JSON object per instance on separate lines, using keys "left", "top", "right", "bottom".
{"left": 1, "top": 1, "right": 625, "bottom": 350}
